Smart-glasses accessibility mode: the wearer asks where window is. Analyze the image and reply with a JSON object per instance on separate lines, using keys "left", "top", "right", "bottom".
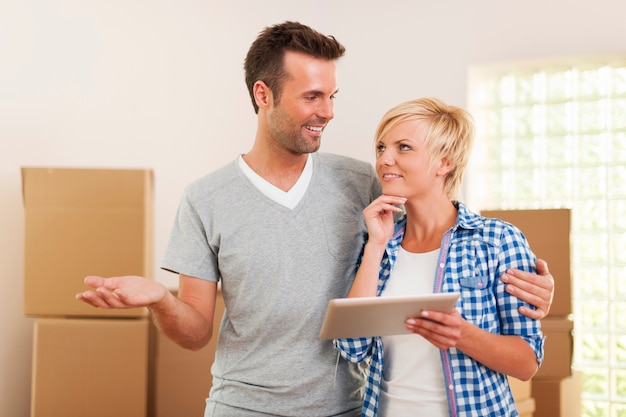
{"left": 467, "top": 56, "right": 626, "bottom": 416}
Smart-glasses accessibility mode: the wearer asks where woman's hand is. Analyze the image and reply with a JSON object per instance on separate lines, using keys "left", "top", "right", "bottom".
{"left": 405, "top": 309, "right": 463, "bottom": 350}
{"left": 362, "top": 195, "right": 406, "bottom": 246}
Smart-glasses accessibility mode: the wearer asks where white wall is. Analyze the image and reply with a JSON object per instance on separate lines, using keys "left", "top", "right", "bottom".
{"left": 2, "top": 0, "right": 624, "bottom": 415}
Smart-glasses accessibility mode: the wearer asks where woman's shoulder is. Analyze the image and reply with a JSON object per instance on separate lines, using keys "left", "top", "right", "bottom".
{"left": 457, "top": 202, "right": 526, "bottom": 242}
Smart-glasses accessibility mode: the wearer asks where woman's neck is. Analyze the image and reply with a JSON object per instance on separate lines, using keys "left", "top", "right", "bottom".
{"left": 401, "top": 200, "right": 457, "bottom": 253}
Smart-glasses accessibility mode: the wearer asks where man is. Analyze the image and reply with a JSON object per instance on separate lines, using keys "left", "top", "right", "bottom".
{"left": 77, "top": 21, "right": 554, "bottom": 417}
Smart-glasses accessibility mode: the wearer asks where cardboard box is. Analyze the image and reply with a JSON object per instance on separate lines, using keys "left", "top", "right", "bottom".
{"left": 481, "top": 209, "right": 571, "bottom": 317}
{"left": 508, "top": 375, "right": 532, "bottom": 402}
{"left": 22, "top": 167, "right": 153, "bottom": 317}
{"left": 535, "top": 316, "right": 574, "bottom": 379}
{"left": 31, "top": 318, "right": 150, "bottom": 417}
{"left": 517, "top": 397, "right": 536, "bottom": 417}
{"left": 152, "top": 289, "right": 225, "bottom": 417}
{"left": 532, "top": 372, "right": 582, "bottom": 417}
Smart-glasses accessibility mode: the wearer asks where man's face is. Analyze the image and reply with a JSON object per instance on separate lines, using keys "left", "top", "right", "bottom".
{"left": 267, "top": 51, "right": 338, "bottom": 155}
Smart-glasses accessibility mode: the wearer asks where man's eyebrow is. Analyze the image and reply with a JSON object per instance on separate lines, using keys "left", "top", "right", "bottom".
{"left": 303, "top": 88, "right": 339, "bottom": 96}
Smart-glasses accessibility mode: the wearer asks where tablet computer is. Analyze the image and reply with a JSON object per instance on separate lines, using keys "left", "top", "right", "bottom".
{"left": 319, "top": 292, "right": 460, "bottom": 339}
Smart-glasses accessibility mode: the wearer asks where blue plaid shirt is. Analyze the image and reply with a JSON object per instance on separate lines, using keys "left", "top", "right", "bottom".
{"left": 335, "top": 202, "right": 545, "bottom": 417}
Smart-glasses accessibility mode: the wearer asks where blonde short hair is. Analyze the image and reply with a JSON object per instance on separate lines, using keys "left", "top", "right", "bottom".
{"left": 374, "top": 97, "right": 475, "bottom": 200}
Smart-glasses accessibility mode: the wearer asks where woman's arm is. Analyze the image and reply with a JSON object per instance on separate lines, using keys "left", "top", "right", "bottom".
{"left": 405, "top": 310, "right": 539, "bottom": 380}
{"left": 346, "top": 195, "right": 405, "bottom": 298}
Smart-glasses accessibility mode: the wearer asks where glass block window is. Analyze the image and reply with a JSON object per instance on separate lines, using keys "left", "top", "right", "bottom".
{"left": 467, "top": 56, "right": 626, "bottom": 416}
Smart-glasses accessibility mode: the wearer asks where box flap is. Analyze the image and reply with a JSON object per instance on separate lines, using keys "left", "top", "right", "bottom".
{"left": 22, "top": 167, "right": 153, "bottom": 209}
{"left": 541, "top": 316, "right": 574, "bottom": 331}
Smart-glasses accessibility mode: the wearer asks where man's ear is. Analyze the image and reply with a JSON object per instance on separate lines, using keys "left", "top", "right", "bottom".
{"left": 253, "top": 81, "right": 272, "bottom": 110}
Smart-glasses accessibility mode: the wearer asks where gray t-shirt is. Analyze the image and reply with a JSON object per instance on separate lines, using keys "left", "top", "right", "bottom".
{"left": 161, "top": 152, "right": 381, "bottom": 417}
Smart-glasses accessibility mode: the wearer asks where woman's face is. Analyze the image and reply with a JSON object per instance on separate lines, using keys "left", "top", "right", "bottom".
{"left": 375, "top": 120, "right": 444, "bottom": 200}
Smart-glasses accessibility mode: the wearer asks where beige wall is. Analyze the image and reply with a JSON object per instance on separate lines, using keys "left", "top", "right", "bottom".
{"left": 2, "top": 0, "right": 625, "bottom": 415}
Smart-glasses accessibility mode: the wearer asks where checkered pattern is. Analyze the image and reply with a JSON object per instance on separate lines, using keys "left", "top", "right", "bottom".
{"left": 335, "top": 202, "right": 545, "bottom": 417}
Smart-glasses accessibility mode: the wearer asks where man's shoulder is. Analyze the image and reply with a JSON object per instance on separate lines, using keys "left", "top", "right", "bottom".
{"left": 313, "top": 153, "right": 380, "bottom": 197}
{"left": 185, "top": 158, "right": 241, "bottom": 195}
{"left": 315, "top": 152, "right": 373, "bottom": 174}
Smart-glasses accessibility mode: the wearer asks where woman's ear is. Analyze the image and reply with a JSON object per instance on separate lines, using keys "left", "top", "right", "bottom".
{"left": 436, "top": 157, "right": 454, "bottom": 176}
{"left": 253, "top": 81, "right": 272, "bottom": 110}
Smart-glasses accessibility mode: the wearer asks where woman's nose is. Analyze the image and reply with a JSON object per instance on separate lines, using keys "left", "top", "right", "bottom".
{"left": 379, "top": 149, "right": 395, "bottom": 165}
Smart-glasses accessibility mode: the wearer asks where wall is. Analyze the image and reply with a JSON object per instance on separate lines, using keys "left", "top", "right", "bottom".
{"left": 1, "top": 0, "right": 625, "bottom": 415}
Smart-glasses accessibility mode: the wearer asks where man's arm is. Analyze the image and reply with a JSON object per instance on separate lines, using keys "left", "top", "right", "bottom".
{"left": 501, "top": 258, "right": 554, "bottom": 319}
{"left": 76, "top": 274, "right": 217, "bottom": 351}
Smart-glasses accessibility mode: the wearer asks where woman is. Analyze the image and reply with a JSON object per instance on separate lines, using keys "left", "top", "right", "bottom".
{"left": 335, "top": 98, "right": 544, "bottom": 417}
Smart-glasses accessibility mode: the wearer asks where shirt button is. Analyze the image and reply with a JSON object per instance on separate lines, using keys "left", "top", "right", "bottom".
{"left": 439, "top": 263, "right": 445, "bottom": 269}
{"left": 478, "top": 282, "right": 483, "bottom": 288}
{"left": 448, "top": 384, "right": 454, "bottom": 390}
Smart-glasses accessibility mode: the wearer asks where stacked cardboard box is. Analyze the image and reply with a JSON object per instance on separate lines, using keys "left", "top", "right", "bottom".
{"left": 508, "top": 375, "right": 535, "bottom": 417}
{"left": 532, "top": 371, "right": 582, "bottom": 417}
{"left": 481, "top": 209, "right": 572, "bottom": 319}
{"left": 482, "top": 209, "right": 579, "bottom": 417}
{"left": 22, "top": 167, "right": 154, "bottom": 417}
{"left": 31, "top": 318, "right": 150, "bottom": 417}
{"left": 151, "top": 289, "right": 225, "bottom": 417}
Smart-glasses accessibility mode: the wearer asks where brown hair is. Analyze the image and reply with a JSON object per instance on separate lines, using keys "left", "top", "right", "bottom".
{"left": 244, "top": 21, "right": 346, "bottom": 113}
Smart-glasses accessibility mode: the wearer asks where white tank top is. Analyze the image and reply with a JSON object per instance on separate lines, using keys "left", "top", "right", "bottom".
{"left": 379, "top": 247, "right": 449, "bottom": 417}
